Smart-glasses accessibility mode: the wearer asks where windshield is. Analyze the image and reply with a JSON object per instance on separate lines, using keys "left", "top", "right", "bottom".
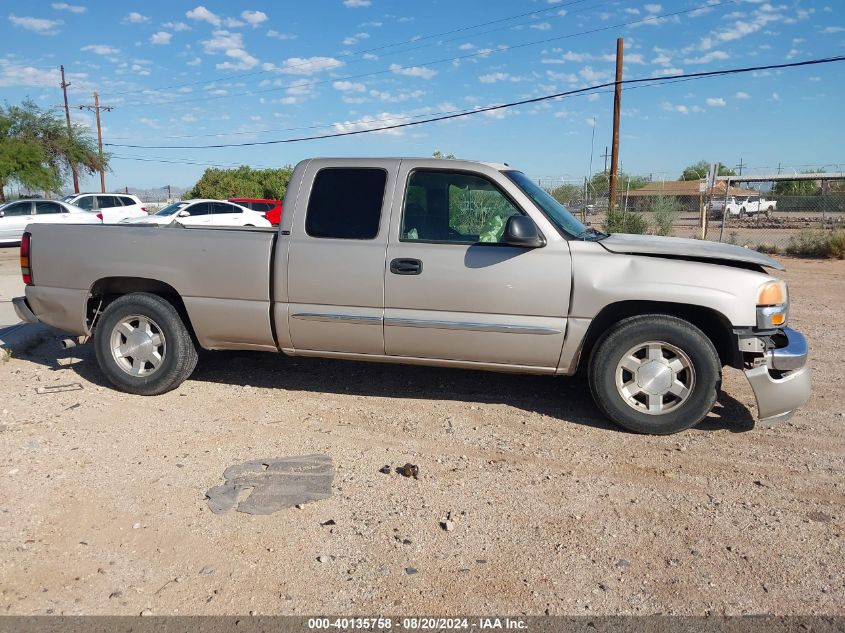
{"left": 61, "top": 195, "right": 76, "bottom": 203}
{"left": 154, "top": 201, "right": 190, "bottom": 216}
{"left": 503, "top": 170, "right": 595, "bottom": 239}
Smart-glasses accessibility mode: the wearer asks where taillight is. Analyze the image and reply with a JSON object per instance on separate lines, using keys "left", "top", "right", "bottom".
{"left": 141, "top": 207, "right": 147, "bottom": 213}
{"left": 96, "top": 213, "right": 103, "bottom": 220}
{"left": 20, "top": 232, "right": 32, "bottom": 285}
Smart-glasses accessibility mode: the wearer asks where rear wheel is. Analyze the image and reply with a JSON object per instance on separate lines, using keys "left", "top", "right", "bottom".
{"left": 94, "top": 292, "right": 198, "bottom": 395}
{"left": 588, "top": 315, "right": 721, "bottom": 434}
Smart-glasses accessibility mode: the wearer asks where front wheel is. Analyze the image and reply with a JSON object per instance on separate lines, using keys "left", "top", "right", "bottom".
{"left": 588, "top": 315, "right": 721, "bottom": 434}
{"left": 94, "top": 292, "right": 198, "bottom": 395}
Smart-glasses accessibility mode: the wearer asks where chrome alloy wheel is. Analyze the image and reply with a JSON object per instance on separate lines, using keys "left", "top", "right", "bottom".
{"left": 614, "top": 341, "right": 695, "bottom": 415}
{"left": 109, "top": 314, "right": 166, "bottom": 377}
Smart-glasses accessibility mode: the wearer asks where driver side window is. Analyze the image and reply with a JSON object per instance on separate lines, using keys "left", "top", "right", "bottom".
{"left": 401, "top": 170, "right": 520, "bottom": 244}
{"left": 75, "top": 196, "right": 94, "bottom": 211}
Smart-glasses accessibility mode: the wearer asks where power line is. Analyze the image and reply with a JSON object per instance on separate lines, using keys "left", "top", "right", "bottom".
{"left": 106, "top": 55, "right": 845, "bottom": 150}
{"left": 101, "top": 0, "right": 596, "bottom": 100}
{"left": 121, "top": 0, "right": 738, "bottom": 110}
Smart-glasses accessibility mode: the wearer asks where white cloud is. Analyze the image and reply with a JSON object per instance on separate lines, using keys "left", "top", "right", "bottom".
{"left": 181, "top": 113, "right": 197, "bottom": 122}
{"left": 151, "top": 31, "right": 172, "bottom": 45}
{"left": 0, "top": 59, "right": 69, "bottom": 87}
{"left": 131, "top": 63, "right": 150, "bottom": 76}
{"left": 333, "top": 112, "right": 408, "bottom": 136}
{"left": 123, "top": 11, "right": 149, "bottom": 24}
{"left": 390, "top": 63, "right": 437, "bottom": 79}
{"left": 579, "top": 66, "right": 611, "bottom": 82}
{"left": 644, "top": 3, "right": 662, "bottom": 13}
{"left": 821, "top": 26, "right": 845, "bottom": 33}
{"left": 705, "top": 97, "right": 726, "bottom": 106}
{"left": 654, "top": 66, "right": 683, "bottom": 76}
{"left": 333, "top": 80, "right": 366, "bottom": 92}
{"left": 81, "top": 44, "right": 119, "bottom": 55}
{"left": 186, "top": 5, "right": 221, "bottom": 26}
{"left": 530, "top": 22, "right": 551, "bottom": 30}
{"left": 684, "top": 50, "right": 729, "bottom": 64}
{"left": 479, "top": 72, "right": 523, "bottom": 83}
{"left": 267, "top": 30, "right": 297, "bottom": 40}
{"left": 369, "top": 89, "right": 425, "bottom": 103}
{"left": 343, "top": 0, "right": 372, "bottom": 7}
{"left": 734, "top": 91, "right": 750, "bottom": 99}
{"left": 343, "top": 31, "right": 370, "bottom": 45}
{"left": 771, "top": 91, "right": 781, "bottom": 101}
{"left": 277, "top": 56, "right": 344, "bottom": 75}
{"left": 51, "top": 3, "right": 86, "bottom": 13}
{"left": 224, "top": 17, "right": 245, "bottom": 27}
{"left": 202, "top": 30, "right": 258, "bottom": 69}
{"left": 8, "top": 14, "right": 62, "bottom": 34}
{"left": 241, "top": 10, "right": 268, "bottom": 27}
{"left": 458, "top": 42, "right": 475, "bottom": 50}
{"left": 186, "top": 57, "right": 202, "bottom": 66}
{"left": 277, "top": 78, "right": 317, "bottom": 105}
{"left": 163, "top": 21, "right": 191, "bottom": 31}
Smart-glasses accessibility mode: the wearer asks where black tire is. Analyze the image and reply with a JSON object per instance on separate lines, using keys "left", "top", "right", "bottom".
{"left": 587, "top": 315, "right": 721, "bottom": 435}
{"left": 94, "top": 292, "right": 198, "bottom": 395}
{"left": 739, "top": 207, "right": 746, "bottom": 218}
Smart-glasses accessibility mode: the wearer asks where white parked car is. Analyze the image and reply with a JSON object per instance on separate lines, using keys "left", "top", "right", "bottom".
{"left": 709, "top": 195, "right": 777, "bottom": 218}
{"left": 120, "top": 199, "right": 272, "bottom": 227}
{"left": 0, "top": 199, "right": 100, "bottom": 245}
{"left": 61, "top": 192, "right": 148, "bottom": 223}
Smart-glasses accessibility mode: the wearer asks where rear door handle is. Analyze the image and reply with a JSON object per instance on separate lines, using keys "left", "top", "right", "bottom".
{"left": 390, "top": 258, "right": 423, "bottom": 275}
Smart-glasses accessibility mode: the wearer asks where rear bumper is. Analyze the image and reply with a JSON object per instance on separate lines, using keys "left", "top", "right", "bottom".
{"left": 744, "top": 327, "right": 811, "bottom": 423}
{"left": 12, "top": 296, "right": 39, "bottom": 324}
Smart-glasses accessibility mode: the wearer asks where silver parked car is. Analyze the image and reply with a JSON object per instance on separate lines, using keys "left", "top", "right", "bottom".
{"left": 0, "top": 199, "right": 100, "bottom": 245}
{"left": 13, "top": 158, "right": 810, "bottom": 434}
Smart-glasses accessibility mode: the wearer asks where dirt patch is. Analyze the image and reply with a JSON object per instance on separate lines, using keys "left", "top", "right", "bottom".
{"left": 0, "top": 257, "right": 842, "bottom": 616}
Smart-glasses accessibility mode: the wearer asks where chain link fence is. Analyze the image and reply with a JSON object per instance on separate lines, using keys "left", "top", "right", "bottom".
{"left": 540, "top": 175, "right": 845, "bottom": 257}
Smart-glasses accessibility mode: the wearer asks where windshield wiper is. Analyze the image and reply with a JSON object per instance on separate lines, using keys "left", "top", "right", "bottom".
{"left": 576, "top": 227, "right": 608, "bottom": 241}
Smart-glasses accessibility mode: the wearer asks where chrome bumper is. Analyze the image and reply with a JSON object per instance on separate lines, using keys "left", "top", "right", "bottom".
{"left": 12, "top": 296, "right": 39, "bottom": 324}
{"left": 744, "top": 327, "right": 811, "bottom": 423}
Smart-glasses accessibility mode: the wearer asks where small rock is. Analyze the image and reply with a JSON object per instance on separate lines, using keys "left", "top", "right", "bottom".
{"left": 317, "top": 555, "right": 328, "bottom": 563}
{"left": 140, "top": 609, "right": 152, "bottom": 616}
{"left": 441, "top": 520, "right": 455, "bottom": 532}
{"left": 615, "top": 559, "right": 630, "bottom": 569}
{"left": 199, "top": 566, "right": 215, "bottom": 576}
{"left": 108, "top": 591, "right": 122, "bottom": 599}
{"left": 320, "top": 519, "right": 336, "bottom": 526}
{"left": 405, "top": 567, "right": 418, "bottom": 575}
{"left": 378, "top": 465, "right": 391, "bottom": 474}
{"left": 398, "top": 463, "right": 419, "bottom": 479}
{"left": 36, "top": 387, "right": 46, "bottom": 394}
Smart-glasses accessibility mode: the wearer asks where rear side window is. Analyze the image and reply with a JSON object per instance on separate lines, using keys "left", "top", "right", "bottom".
{"left": 35, "top": 201, "right": 62, "bottom": 214}
{"left": 187, "top": 202, "right": 213, "bottom": 216}
{"left": 97, "top": 195, "right": 119, "bottom": 209}
{"left": 75, "top": 196, "right": 94, "bottom": 211}
{"left": 214, "top": 202, "right": 241, "bottom": 214}
{"left": 306, "top": 168, "right": 386, "bottom": 240}
{"left": 119, "top": 196, "right": 135, "bottom": 206}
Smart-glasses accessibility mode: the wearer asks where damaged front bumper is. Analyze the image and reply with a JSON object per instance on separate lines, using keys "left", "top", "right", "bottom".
{"left": 743, "top": 326, "right": 811, "bottom": 424}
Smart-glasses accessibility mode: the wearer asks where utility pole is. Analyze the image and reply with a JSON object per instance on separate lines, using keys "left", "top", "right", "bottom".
{"left": 608, "top": 37, "right": 623, "bottom": 213}
{"left": 59, "top": 65, "right": 80, "bottom": 194}
{"left": 735, "top": 157, "right": 745, "bottom": 176}
{"left": 79, "top": 92, "right": 113, "bottom": 193}
{"left": 601, "top": 146, "right": 610, "bottom": 174}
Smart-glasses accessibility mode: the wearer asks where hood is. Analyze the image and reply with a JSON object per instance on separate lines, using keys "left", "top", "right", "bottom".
{"left": 599, "top": 233, "right": 784, "bottom": 270}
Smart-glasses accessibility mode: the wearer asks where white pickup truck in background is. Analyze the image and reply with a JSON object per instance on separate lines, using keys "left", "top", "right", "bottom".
{"left": 711, "top": 195, "right": 777, "bottom": 219}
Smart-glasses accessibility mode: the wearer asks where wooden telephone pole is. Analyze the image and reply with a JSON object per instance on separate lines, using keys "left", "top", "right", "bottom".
{"left": 79, "top": 92, "right": 113, "bottom": 193}
{"left": 607, "top": 37, "right": 624, "bottom": 213}
{"left": 59, "top": 65, "right": 80, "bottom": 194}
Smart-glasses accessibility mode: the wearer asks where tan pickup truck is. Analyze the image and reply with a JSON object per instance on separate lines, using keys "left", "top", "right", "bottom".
{"left": 14, "top": 158, "right": 811, "bottom": 434}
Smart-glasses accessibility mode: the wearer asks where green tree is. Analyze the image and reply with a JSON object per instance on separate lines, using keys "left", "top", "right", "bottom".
{"left": 548, "top": 183, "right": 581, "bottom": 205}
{"left": 589, "top": 171, "right": 649, "bottom": 194}
{"left": 432, "top": 150, "right": 456, "bottom": 159}
{"left": 773, "top": 170, "right": 821, "bottom": 196}
{"left": 0, "top": 100, "right": 103, "bottom": 201}
{"left": 186, "top": 165, "right": 294, "bottom": 200}
{"left": 680, "top": 160, "right": 736, "bottom": 181}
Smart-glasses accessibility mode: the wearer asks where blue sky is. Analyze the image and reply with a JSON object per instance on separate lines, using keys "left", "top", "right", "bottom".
{"left": 2, "top": 0, "right": 843, "bottom": 190}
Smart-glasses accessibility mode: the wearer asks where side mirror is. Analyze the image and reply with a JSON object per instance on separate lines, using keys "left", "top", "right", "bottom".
{"left": 178, "top": 210, "right": 191, "bottom": 217}
{"left": 502, "top": 215, "right": 545, "bottom": 248}
{"left": 0, "top": 211, "right": 4, "bottom": 218}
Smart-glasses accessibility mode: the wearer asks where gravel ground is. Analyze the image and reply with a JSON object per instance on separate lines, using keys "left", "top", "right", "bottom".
{"left": 0, "top": 251, "right": 842, "bottom": 616}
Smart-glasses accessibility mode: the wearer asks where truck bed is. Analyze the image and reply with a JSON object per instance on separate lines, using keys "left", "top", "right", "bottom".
{"left": 24, "top": 223, "right": 278, "bottom": 351}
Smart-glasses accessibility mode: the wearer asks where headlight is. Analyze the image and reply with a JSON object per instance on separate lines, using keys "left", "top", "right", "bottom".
{"left": 756, "top": 279, "right": 788, "bottom": 328}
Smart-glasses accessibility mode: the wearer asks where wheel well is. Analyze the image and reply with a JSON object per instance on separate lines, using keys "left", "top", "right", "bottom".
{"left": 577, "top": 300, "right": 739, "bottom": 371}
{"left": 86, "top": 277, "right": 195, "bottom": 338}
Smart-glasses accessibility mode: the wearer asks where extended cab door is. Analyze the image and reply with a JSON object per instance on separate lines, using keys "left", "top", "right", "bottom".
{"left": 383, "top": 162, "right": 571, "bottom": 369}
{"left": 284, "top": 160, "right": 397, "bottom": 355}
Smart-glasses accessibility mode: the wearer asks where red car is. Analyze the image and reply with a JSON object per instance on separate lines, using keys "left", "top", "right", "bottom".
{"left": 228, "top": 198, "right": 283, "bottom": 225}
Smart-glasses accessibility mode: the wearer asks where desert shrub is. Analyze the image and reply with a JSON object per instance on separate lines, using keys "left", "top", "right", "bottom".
{"left": 755, "top": 243, "right": 781, "bottom": 254}
{"left": 651, "top": 195, "right": 682, "bottom": 236}
{"left": 784, "top": 229, "right": 845, "bottom": 259}
{"left": 604, "top": 208, "right": 648, "bottom": 234}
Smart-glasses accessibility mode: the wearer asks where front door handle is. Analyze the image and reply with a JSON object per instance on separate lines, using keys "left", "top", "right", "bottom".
{"left": 390, "top": 258, "right": 423, "bottom": 275}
